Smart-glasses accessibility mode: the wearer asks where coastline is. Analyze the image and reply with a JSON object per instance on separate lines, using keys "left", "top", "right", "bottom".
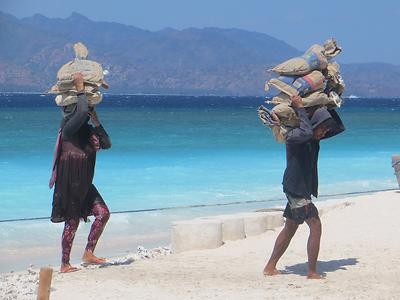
{"left": 0, "top": 188, "right": 394, "bottom": 273}
{"left": 2, "top": 190, "right": 399, "bottom": 299}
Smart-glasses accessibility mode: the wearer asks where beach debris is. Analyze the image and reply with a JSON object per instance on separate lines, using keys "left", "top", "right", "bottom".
{"left": 137, "top": 245, "right": 171, "bottom": 259}
{"left": 97, "top": 256, "right": 136, "bottom": 268}
{"left": 48, "top": 42, "right": 109, "bottom": 107}
{"left": 0, "top": 267, "right": 39, "bottom": 300}
{"left": 257, "top": 105, "right": 280, "bottom": 127}
{"left": 81, "top": 245, "right": 172, "bottom": 270}
{"left": 27, "top": 266, "right": 36, "bottom": 275}
{"left": 0, "top": 245, "right": 172, "bottom": 299}
{"left": 261, "top": 38, "right": 345, "bottom": 143}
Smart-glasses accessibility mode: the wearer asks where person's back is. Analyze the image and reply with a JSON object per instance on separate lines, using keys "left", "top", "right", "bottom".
{"left": 284, "top": 138, "right": 319, "bottom": 199}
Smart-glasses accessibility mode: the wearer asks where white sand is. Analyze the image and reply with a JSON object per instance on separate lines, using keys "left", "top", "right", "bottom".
{"left": 1, "top": 190, "right": 400, "bottom": 299}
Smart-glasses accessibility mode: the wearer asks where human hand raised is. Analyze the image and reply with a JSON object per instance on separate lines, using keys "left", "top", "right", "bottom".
{"left": 290, "top": 94, "right": 304, "bottom": 108}
{"left": 88, "top": 107, "right": 101, "bottom": 127}
{"left": 73, "top": 73, "right": 84, "bottom": 92}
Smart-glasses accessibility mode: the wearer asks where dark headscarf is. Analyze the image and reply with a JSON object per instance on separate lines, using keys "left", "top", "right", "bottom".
{"left": 310, "top": 107, "right": 345, "bottom": 139}
{"left": 311, "top": 107, "right": 332, "bottom": 129}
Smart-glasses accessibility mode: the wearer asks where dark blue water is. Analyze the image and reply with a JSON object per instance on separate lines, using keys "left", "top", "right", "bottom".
{"left": 1, "top": 93, "right": 399, "bottom": 220}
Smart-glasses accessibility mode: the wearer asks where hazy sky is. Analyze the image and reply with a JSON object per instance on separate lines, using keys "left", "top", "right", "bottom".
{"left": 2, "top": 0, "right": 400, "bottom": 64}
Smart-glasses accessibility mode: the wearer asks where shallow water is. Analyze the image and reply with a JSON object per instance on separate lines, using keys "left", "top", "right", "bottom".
{"left": 0, "top": 94, "right": 399, "bottom": 220}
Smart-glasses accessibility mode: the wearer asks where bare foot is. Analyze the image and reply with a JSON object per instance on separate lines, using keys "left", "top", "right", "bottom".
{"left": 307, "top": 272, "right": 323, "bottom": 279}
{"left": 82, "top": 250, "right": 106, "bottom": 265}
{"left": 60, "top": 264, "right": 80, "bottom": 273}
{"left": 263, "top": 267, "right": 281, "bottom": 276}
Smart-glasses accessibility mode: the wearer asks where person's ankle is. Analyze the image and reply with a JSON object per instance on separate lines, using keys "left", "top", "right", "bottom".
{"left": 307, "top": 271, "right": 323, "bottom": 279}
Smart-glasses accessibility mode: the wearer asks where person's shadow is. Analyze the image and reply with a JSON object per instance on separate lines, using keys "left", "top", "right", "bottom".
{"left": 283, "top": 258, "right": 358, "bottom": 277}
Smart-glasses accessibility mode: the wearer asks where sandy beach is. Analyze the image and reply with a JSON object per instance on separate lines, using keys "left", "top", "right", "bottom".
{"left": 1, "top": 190, "right": 400, "bottom": 299}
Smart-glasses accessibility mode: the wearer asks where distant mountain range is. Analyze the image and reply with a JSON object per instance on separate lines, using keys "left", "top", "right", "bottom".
{"left": 1, "top": 11, "right": 399, "bottom": 97}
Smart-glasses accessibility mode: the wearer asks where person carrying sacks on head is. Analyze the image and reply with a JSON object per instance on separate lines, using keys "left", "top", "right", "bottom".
{"left": 48, "top": 43, "right": 112, "bottom": 273}
{"left": 258, "top": 38, "right": 345, "bottom": 143}
{"left": 263, "top": 94, "right": 345, "bottom": 279}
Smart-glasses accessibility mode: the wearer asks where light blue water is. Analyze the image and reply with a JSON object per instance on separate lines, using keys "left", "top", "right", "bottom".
{"left": 0, "top": 94, "right": 399, "bottom": 221}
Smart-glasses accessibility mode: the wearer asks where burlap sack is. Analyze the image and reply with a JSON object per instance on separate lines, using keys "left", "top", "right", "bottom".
{"left": 303, "top": 91, "right": 331, "bottom": 107}
{"left": 267, "top": 78, "right": 299, "bottom": 97}
{"left": 271, "top": 91, "right": 323, "bottom": 106}
{"left": 55, "top": 91, "right": 103, "bottom": 107}
{"left": 323, "top": 38, "right": 342, "bottom": 58}
{"left": 49, "top": 42, "right": 109, "bottom": 106}
{"left": 269, "top": 38, "right": 341, "bottom": 76}
{"left": 271, "top": 103, "right": 300, "bottom": 128}
{"left": 266, "top": 70, "right": 325, "bottom": 98}
{"left": 268, "top": 92, "right": 292, "bottom": 105}
{"left": 326, "top": 62, "right": 345, "bottom": 96}
{"left": 270, "top": 47, "right": 328, "bottom": 76}
{"left": 51, "top": 60, "right": 105, "bottom": 93}
{"left": 264, "top": 39, "right": 343, "bottom": 143}
{"left": 293, "top": 70, "right": 325, "bottom": 95}
{"left": 270, "top": 91, "right": 341, "bottom": 132}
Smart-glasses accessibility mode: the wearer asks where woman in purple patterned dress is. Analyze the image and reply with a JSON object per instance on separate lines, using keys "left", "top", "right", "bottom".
{"left": 50, "top": 73, "right": 111, "bottom": 273}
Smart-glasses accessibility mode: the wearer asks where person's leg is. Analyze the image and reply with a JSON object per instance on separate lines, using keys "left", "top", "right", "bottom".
{"left": 304, "top": 216, "right": 322, "bottom": 279}
{"left": 61, "top": 218, "right": 80, "bottom": 273}
{"left": 263, "top": 218, "right": 299, "bottom": 275}
{"left": 82, "top": 202, "right": 110, "bottom": 264}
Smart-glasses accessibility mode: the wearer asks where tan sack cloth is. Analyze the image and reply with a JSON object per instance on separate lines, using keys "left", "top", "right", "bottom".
{"left": 55, "top": 91, "right": 103, "bottom": 107}
{"left": 270, "top": 91, "right": 330, "bottom": 108}
{"left": 269, "top": 38, "right": 342, "bottom": 76}
{"left": 326, "top": 62, "right": 345, "bottom": 96}
{"left": 267, "top": 79, "right": 299, "bottom": 97}
{"left": 270, "top": 46, "right": 328, "bottom": 76}
{"left": 268, "top": 92, "right": 292, "bottom": 105}
{"left": 272, "top": 103, "right": 300, "bottom": 128}
{"left": 49, "top": 42, "right": 108, "bottom": 106}
{"left": 270, "top": 91, "right": 342, "bottom": 136}
{"left": 266, "top": 70, "right": 325, "bottom": 97}
{"left": 323, "top": 38, "right": 342, "bottom": 58}
{"left": 306, "top": 39, "right": 342, "bottom": 60}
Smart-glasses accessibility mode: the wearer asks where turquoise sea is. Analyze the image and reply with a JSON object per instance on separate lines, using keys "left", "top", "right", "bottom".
{"left": 0, "top": 93, "right": 399, "bottom": 271}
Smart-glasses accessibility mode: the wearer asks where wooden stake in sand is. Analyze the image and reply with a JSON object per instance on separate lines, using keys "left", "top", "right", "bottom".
{"left": 37, "top": 267, "right": 53, "bottom": 300}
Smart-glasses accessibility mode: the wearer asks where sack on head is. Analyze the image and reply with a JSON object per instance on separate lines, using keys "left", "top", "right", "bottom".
{"left": 49, "top": 42, "right": 109, "bottom": 106}
{"left": 269, "top": 46, "right": 328, "bottom": 76}
{"left": 269, "top": 38, "right": 342, "bottom": 76}
{"left": 265, "top": 70, "right": 325, "bottom": 98}
{"left": 55, "top": 91, "right": 103, "bottom": 107}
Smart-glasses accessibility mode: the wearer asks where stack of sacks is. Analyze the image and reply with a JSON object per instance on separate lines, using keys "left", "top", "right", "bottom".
{"left": 259, "top": 38, "right": 345, "bottom": 142}
{"left": 49, "top": 42, "right": 109, "bottom": 107}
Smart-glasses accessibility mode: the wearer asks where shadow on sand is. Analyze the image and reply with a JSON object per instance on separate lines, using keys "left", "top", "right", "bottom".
{"left": 283, "top": 258, "right": 358, "bottom": 277}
